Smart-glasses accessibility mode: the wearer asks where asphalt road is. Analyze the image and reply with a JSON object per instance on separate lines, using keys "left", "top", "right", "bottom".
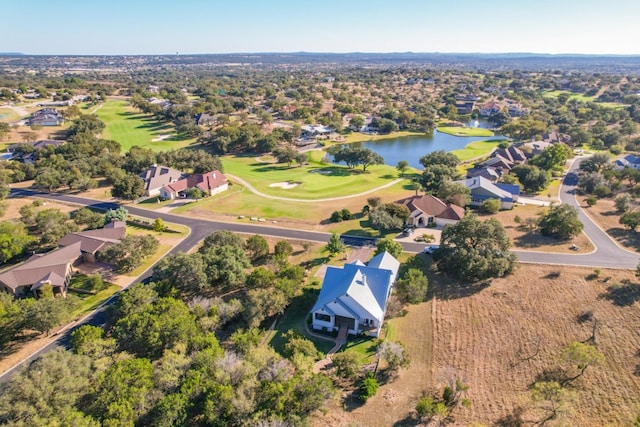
{"left": 2, "top": 169, "right": 637, "bottom": 382}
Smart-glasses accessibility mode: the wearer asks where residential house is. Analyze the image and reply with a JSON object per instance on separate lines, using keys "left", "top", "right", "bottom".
{"left": 194, "top": 113, "right": 218, "bottom": 127}
{"left": 479, "top": 101, "right": 502, "bottom": 117}
{"left": 506, "top": 103, "right": 529, "bottom": 117}
{"left": 57, "top": 221, "right": 126, "bottom": 263}
{"left": 140, "top": 165, "right": 185, "bottom": 197}
{"left": 311, "top": 251, "right": 400, "bottom": 337}
{"left": 27, "top": 108, "right": 64, "bottom": 126}
{"left": 493, "top": 145, "right": 527, "bottom": 164}
{"left": 0, "top": 242, "right": 81, "bottom": 297}
{"left": 457, "top": 176, "right": 520, "bottom": 209}
{"left": 159, "top": 170, "right": 228, "bottom": 200}
{"left": 8, "top": 139, "right": 66, "bottom": 163}
{"left": 300, "top": 124, "right": 333, "bottom": 138}
{"left": 397, "top": 195, "right": 465, "bottom": 227}
{"left": 522, "top": 140, "right": 554, "bottom": 158}
{"left": 455, "top": 101, "right": 475, "bottom": 115}
{"left": 615, "top": 154, "right": 640, "bottom": 170}
{"left": 466, "top": 166, "right": 503, "bottom": 182}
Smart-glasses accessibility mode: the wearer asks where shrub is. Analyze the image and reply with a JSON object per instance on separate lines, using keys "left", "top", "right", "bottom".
{"left": 330, "top": 210, "right": 343, "bottom": 222}
{"left": 358, "top": 373, "right": 379, "bottom": 401}
{"left": 481, "top": 198, "right": 501, "bottom": 214}
{"left": 586, "top": 196, "right": 597, "bottom": 207}
{"left": 340, "top": 209, "right": 351, "bottom": 220}
{"left": 593, "top": 185, "right": 612, "bottom": 198}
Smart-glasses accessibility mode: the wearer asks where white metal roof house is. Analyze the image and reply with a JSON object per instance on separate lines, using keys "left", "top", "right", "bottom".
{"left": 310, "top": 251, "right": 400, "bottom": 337}
{"left": 457, "top": 176, "right": 520, "bottom": 209}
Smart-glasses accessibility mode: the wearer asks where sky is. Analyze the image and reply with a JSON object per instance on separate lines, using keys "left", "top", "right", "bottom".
{"left": 2, "top": 0, "right": 640, "bottom": 55}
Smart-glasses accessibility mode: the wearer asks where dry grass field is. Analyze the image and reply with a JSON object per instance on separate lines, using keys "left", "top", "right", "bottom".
{"left": 578, "top": 195, "right": 640, "bottom": 252}
{"left": 314, "top": 263, "right": 640, "bottom": 426}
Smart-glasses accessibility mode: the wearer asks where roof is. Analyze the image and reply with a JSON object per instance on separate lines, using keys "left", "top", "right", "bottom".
{"left": 494, "top": 146, "right": 526, "bottom": 164}
{"left": 57, "top": 222, "right": 126, "bottom": 254}
{"left": 458, "top": 176, "right": 517, "bottom": 201}
{"left": 397, "top": 195, "right": 465, "bottom": 221}
{"left": 623, "top": 154, "right": 640, "bottom": 165}
{"left": 140, "top": 165, "right": 184, "bottom": 193}
{"left": 162, "top": 170, "right": 227, "bottom": 194}
{"left": 312, "top": 252, "right": 399, "bottom": 321}
{"left": 0, "top": 242, "right": 81, "bottom": 292}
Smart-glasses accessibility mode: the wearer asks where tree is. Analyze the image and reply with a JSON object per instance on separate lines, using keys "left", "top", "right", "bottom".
{"left": 396, "top": 160, "right": 409, "bottom": 176}
{"left": 153, "top": 218, "right": 167, "bottom": 232}
{"left": 358, "top": 373, "right": 379, "bottom": 401}
{"left": 35, "top": 167, "right": 65, "bottom": 192}
{"left": 578, "top": 172, "right": 605, "bottom": 194}
{"left": 245, "top": 234, "right": 269, "bottom": 260}
{"left": 561, "top": 341, "right": 605, "bottom": 383}
{"left": 245, "top": 287, "right": 288, "bottom": 327}
{"left": 396, "top": 268, "right": 428, "bottom": 304}
{"left": 374, "top": 238, "right": 403, "bottom": 258}
{"left": 538, "top": 204, "right": 584, "bottom": 239}
{"left": 419, "top": 150, "right": 459, "bottom": 169}
{"left": 481, "top": 198, "right": 501, "bottom": 214}
{"left": 615, "top": 195, "right": 633, "bottom": 213}
{"left": 23, "top": 296, "right": 75, "bottom": 335}
{"left": 325, "top": 232, "right": 345, "bottom": 256}
{"left": 437, "top": 181, "right": 471, "bottom": 207}
{"left": 273, "top": 145, "right": 298, "bottom": 167}
{"left": 99, "top": 235, "right": 159, "bottom": 272}
{"left": 72, "top": 208, "right": 104, "bottom": 230}
{"left": 70, "top": 325, "right": 116, "bottom": 358}
{"left": 421, "top": 164, "right": 458, "bottom": 193}
{"left": 331, "top": 352, "right": 361, "bottom": 379}
{"left": 579, "top": 153, "right": 611, "bottom": 173}
{"left": 104, "top": 207, "right": 128, "bottom": 223}
{"left": 35, "top": 208, "right": 77, "bottom": 245}
{"left": 437, "top": 215, "right": 517, "bottom": 281}
{"left": 246, "top": 267, "right": 277, "bottom": 289}
{"left": 370, "top": 208, "right": 404, "bottom": 233}
{"left": 202, "top": 230, "right": 245, "bottom": 250}
{"left": 349, "top": 115, "right": 365, "bottom": 130}
{"left": 333, "top": 146, "right": 384, "bottom": 171}
{"left": 530, "top": 381, "right": 575, "bottom": 426}
{"left": 199, "top": 245, "right": 251, "bottom": 289}
{"left": 377, "top": 340, "right": 411, "bottom": 374}
{"left": 68, "top": 114, "right": 105, "bottom": 136}
{"left": 512, "top": 164, "right": 551, "bottom": 193}
{"left": 152, "top": 252, "right": 208, "bottom": 291}
{"left": 0, "top": 221, "right": 35, "bottom": 263}
{"left": 530, "top": 143, "right": 572, "bottom": 172}
{"left": 274, "top": 240, "right": 294, "bottom": 260}
{"left": 111, "top": 173, "right": 145, "bottom": 200}
{"left": 620, "top": 211, "right": 640, "bottom": 233}
{"left": 367, "top": 196, "right": 382, "bottom": 210}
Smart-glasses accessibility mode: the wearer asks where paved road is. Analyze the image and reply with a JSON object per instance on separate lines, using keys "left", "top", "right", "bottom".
{"left": 512, "top": 157, "right": 639, "bottom": 269}
{"left": 3, "top": 169, "right": 637, "bottom": 382}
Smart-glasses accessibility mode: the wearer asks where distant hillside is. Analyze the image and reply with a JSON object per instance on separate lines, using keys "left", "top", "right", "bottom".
{"left": 0, "top": 52, "right": 24, "bottom": 56}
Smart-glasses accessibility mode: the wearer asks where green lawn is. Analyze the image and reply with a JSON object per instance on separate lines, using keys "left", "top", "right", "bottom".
{"left": 95, "top": 100, "right": 197, "bottom": 152}
{"left": 451, "top": 139, "right": 503, "bottom": 162}
{"left": 541, "top": 90, "right": 626, "bottom": 109}
{"left": 70, "top": 285, "right": 121, "bottom": 318}
{"left": 436, "top": 127, "right": 494, "bottom": 137}
{"left": 221, "top": 154, "right": 399, "bottom": 200}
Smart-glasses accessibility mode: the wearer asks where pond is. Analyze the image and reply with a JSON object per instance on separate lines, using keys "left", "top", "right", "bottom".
{"left": 329, "top": 119, "right": 505, "bottom": 169}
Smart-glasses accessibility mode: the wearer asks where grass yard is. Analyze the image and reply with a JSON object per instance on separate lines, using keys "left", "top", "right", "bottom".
{"left": 69, "top": 284, "right": 121, "bottom": 318}
{"left": 0, "top": 108, "right": 21, "bottom": 123}
{"left": 450, "top": 139, "right": 502, "bottom": 162}
{"left": 542, "top": 90, "right": 626, "bottom": 109}
{"left": 95, "top": 99, "right": 197, "bottom": 152}
{"left": 221, "top": 154, "right": 401, "bottom": 200}
{"left": 436, "top": 126, "right": 494, "bottom": 137}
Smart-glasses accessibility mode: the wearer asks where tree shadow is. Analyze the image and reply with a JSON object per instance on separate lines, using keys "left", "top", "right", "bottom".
{"left": 599, "top": 282, "right": 640, "bottom": 307}
{"left": 392, "top": 414, "right": 418, "bottom": 427}
{"left": 513, "top": 232, "right": 571, "bottom": 249}
{"left": 495, "top": 406, "right": 527, "bottom": 427}
{"left": 532, "top": 366, "right": 567, "bottom": 385}
{"left": 342, "top": 389, "right": 366, "bottom": 412}
{"left": 430, "top": 271, "right": 492, "bottom": 300}
{"left": 604, "top": 227, "right": 640, "bottom": 252}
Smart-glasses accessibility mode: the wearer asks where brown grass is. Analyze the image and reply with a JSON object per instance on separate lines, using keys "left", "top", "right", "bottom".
{"left": 314, "top": 263, "right": 640, "bottom": 426}
{"left": 578, "top": 196, "right": 640, "bottom": 252}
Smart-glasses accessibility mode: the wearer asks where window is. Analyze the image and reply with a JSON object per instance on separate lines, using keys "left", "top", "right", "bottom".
{"left": 315, "top": 313, "right": 330, "bottom": 322}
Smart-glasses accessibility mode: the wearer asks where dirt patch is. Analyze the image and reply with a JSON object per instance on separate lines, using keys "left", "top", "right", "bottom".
{"left": 578, "top": 196, "right": 640, "bottom": 252}
{"left": 268, "top": 181, "right": 301, "bottom": 189}
{"left": 491, "top": 205, "right": 594, "bottom": 253}
{"left": 0, "top": 196, "right": 77, "bottom": 221}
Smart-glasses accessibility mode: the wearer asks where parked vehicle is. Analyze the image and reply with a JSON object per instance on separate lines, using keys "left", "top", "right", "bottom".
{"left": 423, "top": 245, "right": 440, "bottom": 254}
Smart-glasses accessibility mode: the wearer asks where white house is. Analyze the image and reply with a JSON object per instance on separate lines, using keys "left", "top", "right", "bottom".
{"left": 616, "top": 154, "right": 640, "bottom": 170}
{"left": 311, "top": 251, "right": 399, "bottom": 337}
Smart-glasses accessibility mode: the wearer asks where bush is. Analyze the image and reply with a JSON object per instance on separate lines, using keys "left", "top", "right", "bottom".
{"left": 593, "top": 185, "right": 612, "bottom": 198}
{"left": 358, "top": 373, "right": 379, "bottom": 401}
{"left": 330, "top": 210, "right": 343, "bottom": 222}
{"left": 481, "top": 198, "right": 501, "bottom": 214}
{"left": 340, "top": 209, "right": 351, "bottom": 220}
{"left": 586, "top": 196, "right": 597, "bottom": 206}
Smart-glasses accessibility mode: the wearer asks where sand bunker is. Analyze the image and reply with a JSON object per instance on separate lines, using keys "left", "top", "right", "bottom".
{"left": 269, "top": 181, "right": 301, "bottom": 189}
{"left": 152, "top": 134, "right": 173, "bottom": 142}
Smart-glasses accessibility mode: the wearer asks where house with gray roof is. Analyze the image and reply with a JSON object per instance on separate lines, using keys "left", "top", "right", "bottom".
{"left": 140, "top": 165, "right": 185, "bottom": 197}
{"left": 457, "top": 176, "right": 520, "bottom": 209}
{"left": 27, "top": 108, "right": 64, "bottom": 126}
{"left": 57, "top": 221, "right": 126, "bottom": 263}
{"left": 0, "top": 242, "right": 81, "bottom": 297}
{"left": 397, "top": 194, "right": 465, "bottom": 227}
{"left": 311, "top": 251, "right": 400, "bottom": 337}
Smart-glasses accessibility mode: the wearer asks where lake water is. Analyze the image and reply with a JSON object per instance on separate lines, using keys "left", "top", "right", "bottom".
{"left": 330, "top": 119, "right": 505, "bottom": 169}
